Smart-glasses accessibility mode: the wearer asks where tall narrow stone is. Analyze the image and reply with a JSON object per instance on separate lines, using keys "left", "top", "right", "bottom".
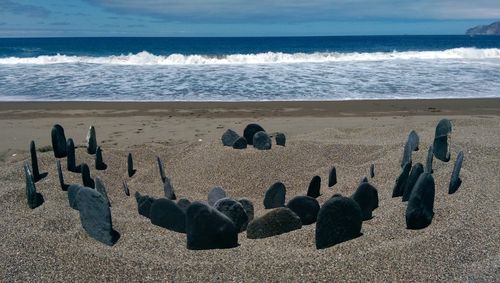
{"left": 406, "top": 173, "right": 435, "bottom": 230}
{"left": 123, "top": 181, "right": 130, "bottom": 196}
{"left": 23, "top": 162, "right": 44, "bottom": 209}
{"left": 51, "top": 124, "right": 67, "bottom": 158}
{"left": 433, "top": 119, "right": 452, "bottom": 162}
{"left": 392, "top": 162, "right": 411, "bottom": 197}
{"left": 56, "top": 160, "right": 69, "bottom": 191}
{"left": 86, "top": 126, "right": 97, "bottom": 155}
{"left": 157, "top": 156, "right": 166, "bottom": 183}
{"left": 95, "top": 176, "right": 111, "bottom": 207}
{"left": 425, "top": 146, "right": 434, "bottom": 174}
{"left": 95, "top": 146, "right": 107, "bottom": 170}
{"left": 81, "top": 163, "right": 95, "bottom": 188}
{"left": 307, "top": 175, "right": 321, "bottom": 198}
{"left": 263, "top": 181, "right": 286, "bottom": 209}
{"left": 163, "top": 177, "right": 177, "bottom": 200}
{"left": 127, "top": 153, "right": 136, "bottom": 177}
{"left": 328, "top": 166, "right": 337, "bottom": 187}
{"left": 30, "top": 140, "right": 47, "bottom": 182}
{"left": 370, "top": 164, "right": 375, "bottom": 178}
{"left": 402, "top": 163, "right": 424, "bottom": 202}
{"left": 449, "top": 151, "right": 464, "bottom": 194}
{"left": 67, "top": 138, "right": 81, "bottom": 173}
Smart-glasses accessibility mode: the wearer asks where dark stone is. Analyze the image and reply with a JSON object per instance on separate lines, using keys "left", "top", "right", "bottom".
{"left": 150, "top": 198, "right": 186, "bottom": 233}
{"left": 247, "top": 207, "right": 302, "bottom": 239}
{"left": 95, "top": 176, "right": 110, "bottom": 207}
{"left": 208, "top": 186, "right": 226, "bottom": 206}
{"left": 307, "top": 175, "right": 321, "bottom": 198}
{"left": 122, "top": 181, "right": 130, "bottom": 196}
{"left": 286, "top": 196, "right": 320, "bottom": 225}
{"left": 449, "top": 151, "right": 464, "bottom": 194}
{"left": 243, "top": 123, "right": 265, "bottom": 145}
{"left": 360, "top": 176, "right": 369, "bottom": 184}
{"left": 275, "top": 132, "right": 286, "bottom": 146}
{"left": 66, "top": 138, "right": 81, "bottom": 173}
{"left": 406, "top": 173, "right": 435, "bottom": 230}
{"left": 76, "top": 187, "right": 120, "bottom": 246}
{"left": 392, "top": 162, "right": 411, "bottom": 197}
{"left": 23, "top": 163, "right": 44, "bottom": 209}
{"left": 127, "top": 153, "right": 136, "bottom": 177}
{"left": 221, "top": 129, "right": 240, "bottom": 146}
{"left": 408, "top": 130, "right": 420, "bottom": 151}
{"left": 86, "top": 126, "right": 97, "bottom": 155}
{"left": 237, "top": 198, "right": 254, "bottom": 222}
{"left": 253, "top": 131, "right": 272, "bottom": 150}
{"left": 214, "top": 198, "right": 249, "bottom": 232}
{"left": 315, "top": 195, "right": 363, "bottom": 249}
{"left": 263, "top": 181, "right": 286, "bottom": 209}
{"left": 370, "top": 164, "right": 375, "bottom": 178}
{"left": 157, "top": 156, "right": 166, "bottom": 183}
{"left": 177, "top": 198, "right": 191, "bottom": 211}
{"left": 95, "top": 146, "right": 107, "bottom": 170}
{"left": 328, "top": 166, "right": 337, "bottom": 187}
{"left": 402, "top": 163, "right": 424, "bottom": 202}
{"left": 51, "top": 124, "right": 67, "bottom": 158}
{"left": 186, "top": 201, "right": 239, "bottom": 250}
{"left": 30, "top": 141, "right": 47, "bottom": 182}
{"left": 81, "top": 163, "right": 95, "bottom": 189}
{"left": 232, "top": 137, "right": 248, "bottom": 149}
{"left": 433, "top": 119, "right": 452, "bottom": 162}
{"left": 56, "top": 160, "right": 69, "bottom": 191}
{"left": 134, "top": 192, "right": 156, "bottom": 219}
{"left": 351, "top": 183, "right": 379, "bottom": 221}
{"left": 68, "top": 184, "right": 84, "bottom": 210}
{"left": 401, "top": 141, "right": 412, "bottom": 168}
{"left": 163, "top": 177, "right": 177, "bottom": 200}
{"left": 425, "top": 145, "right": 434, "bottom": 174}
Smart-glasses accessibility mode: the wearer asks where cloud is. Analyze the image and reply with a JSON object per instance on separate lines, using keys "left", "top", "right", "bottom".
{"left": 85, "top": 0, "right": 500, "bottom": 23}
{"left": 0, "top": 0, "right": 51, "bottom": 17}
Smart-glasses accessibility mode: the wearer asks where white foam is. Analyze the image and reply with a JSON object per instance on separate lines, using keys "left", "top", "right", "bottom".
{"left": 0, "top": 48, "right": 499, "bottom": 65}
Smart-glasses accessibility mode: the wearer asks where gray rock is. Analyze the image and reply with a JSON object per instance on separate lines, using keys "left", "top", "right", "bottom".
{"left": 401, "top": 141, "right": 412, "bottom": 168}
{"left": 425, "top": 145, "right": 434, "bottom": 174}
{"left": 214, "top": 198, "right": 249, "bottom": 232}
{"left": 122, "top": 181, "right": 130, "bottom": 196}
{"left": 253, "top": 131, "right": 272, "bottom": 150}
{"left": 157, "top": 156, "right": 166, "bottom": 183}
{"left": 237, "top": 198, "right": 255, "bottom": 222}
{"left": 392, "top": 162, "right": 411, "bottom": 197}
{"left": 66, "top": 138, "right": 81, "bottom": 173}
{"left": 76, "top": 187, "right": 120, "bottom": 246}
{"left": 408, "top": 130, "right": 420, "bottom": 151}
{"left": 150, "top": 198, "right": 186, "bottom": 233}
{"left": 351, "top": 182, "right": 379, "bottom": 221}
{"left": 247, "top": 207, "right": 302, "bottom": 239}
{"left": 134, "top": 192, "right": 156, "bottom": 219}
{"left": 328, "top": 166, "right": 337, "bottom": 187}
{"left": 95, "top": 146, "right": 107, "bottom": 170}
{"left": 163, "top": 177, "right": 177, "bottom": 200}
{"left": 68, "top": 184, "right": 84, "bottom": 210}
{"left": 243, "top": 123, "right": 265, "bottom": 145}
{"left": 127, "top": 153, "right": 136, "bottom": 177}
{"left": 406, "top": 173, "right": 435, "bottom": 230}
{"left": 221, "top": 129, "right": 240, "bottom": 146}
{"left": 23, "top": 163, "right": 44, "bottom": 209}
{"left": 449, "top": 151, "right": 464, "bottom": 194}
{"left": 30, "top": 141, "right": 47, "bottom": 182}
{"left": 56, "top": 160, "right": 69, "bottom": 191}
{"left": 275, "top": 132, "right": 286, "bottom": 146}
{"left": 433, "top": 119, "right": 452, "bottom": 162}
{"left": 186, "top": 201, "right": 239, "bottom": 250}
{"left": 177, "top": 198, "right": 191, "bottom": 211}
{"left": 286, "top": 196, "right": 320, "bottom": 225}
{"left": 402, "top": 163, "right": 424, "bottom": 202}
{"left": 232, "top": 136, "right": 247, "bottom": 149}
{"left": 307, "top": 175, "right": 321, "bottom": 198}
{"left": 86, "top": 126, "right": 97, "bottom": 155}
{"left": 263, "top": 181, "right": 286, "bottom": 209}
{"left": 81, "top": 163, "right": 95, "bottom": 189}
{"left": 370, "top": 164, "right": 375, "bottom": 178}
{"left": 315, "top": 195, "right": 363, "bottom": 249}
{"left": 208, "top": 186, "right": 227, "bottom": 206}
{"left": 95, "top": 176, "right": 110, "bottom": 207}
{"left": 51, "top": 124, "right": 67, "bottom": 158}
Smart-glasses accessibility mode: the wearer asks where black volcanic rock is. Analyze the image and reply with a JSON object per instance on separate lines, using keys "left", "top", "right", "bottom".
{"left": 177, "top": 198, "right": 191, "bottom": 211}
{"left": 134, "top": 192, "right": 156, "bottom": 219}
{"left": 425, "top": 145, "right": 434, "bottom": 174}
{"left": 208, "top": 186, "right": 227, "bottom": 206}
{"left": 122, "top": 181, "right": 130, "bottom": 196}
{"left": 56, "top": 160, "right": 69, "bottom": 191}
{"left": 401, "top": 141, "right": 412, "bottom": 168}
{"left": 392, "top": 162, "right": 411, "bottom": 198}
{"left": 95, "top": 176, "right": 110, "bottom": 207}
{"left": 81, "top": 163, "right": 95, "bottom": 189}
{"left": 406, "top": 173, "right": 435, "bottom": 230}
{"left": 214, "top": 198, "right": 249, "bottom": 232}
{"left": 351, "top": 182, "right": 379, "bottom": 221}
{"left": 253, "top": 131, "right": 272, "bottom": 150}
{"left": 86, "top": 126, "right": 97, "bottom": 155}
{"left": 66, "top": 138, "right": 81, "bottom": 173}
{"left": 328, "top": 166, "right": 337, "bottom": 187}
{"left": 221, "top": 129, "right": 240, "bottom": 146}
{"left": 51, "top": 124, "right": 67, "bottom": 158}
{"left": 449, "top": 151, "right": 464, "bottom": 194}
{"left": 237, "top": 197, "right": 255, "bottom": 222}
{"left": 127, "top": 153, "right": 136, "bottom": 177}
{"left": 243, "top": 123, "right": 265, "bottom": 145}
{"left": 232, "top": 136, "right": 248, "bottom": 149}
{"left": 466, "top": 21, "right": 500, "bottom": 35}
{"left": 23, "top": 163, "right": 44, "bottom": 209}
{"left": 402, "top": 163, "right": 424, "bottom": 202}
{"left": 30, "top": 141, "right": 47, "bottom": 182}
{"left": 163, "top": 177, "right": 177, "bottom": 200}
{"left": 247, "top": 207, "right": 302, "bottom": 239}
{"left": 275, "top": 132, "right": 286, "bottom": 146}
{"left": 370, "top": 164, "right": 375, "bottom": 178}
{"left": 95, "top": 146, "right": 107, "bottom": 170}
{"left": 307, "top": 175, "right": 321, "bottom": 198}
{"left": 286, "top": 196, "right": 320, "bottom": 225}
{"left": 408, "top": 130, "right": 420, "bottom": 151}
{"left": 157, "top": 156, "right": 166, "bottom": 183}
{"left": 433, "top": 119, "right": 452, "bottom": 162}
{"left": 263, "top": 181, "right": 286, "bottom": 209}
{"left": 68, "top": 184, "right": 84, "bottom": 210}
{"left": 150, "top": 198, "right": 186, "bottom": 233}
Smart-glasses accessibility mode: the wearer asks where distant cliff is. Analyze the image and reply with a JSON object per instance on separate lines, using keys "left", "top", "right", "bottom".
{"left": 466, "top": 21, "right": 500, "bottom": 35}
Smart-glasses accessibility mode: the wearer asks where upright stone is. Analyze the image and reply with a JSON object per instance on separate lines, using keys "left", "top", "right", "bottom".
{"left": 208, "top": 186, "right": 227, "bottom": 206}
{"left": 449, "top": 151, "right": 464, "bottom": 194}
{"left": 253, "top": 131, "right": 272, "bottom": 150}
{"left": 186, "top": 202, "right": 239, "bottom": 250}
{"left": 86, "top": 126, "right": 97, "bottom": 155}
{"left": 237, "top": 198, "right": 255, "bottom": 222}
{"left": 406, "top": 173, "right": 435, "bottom": 230}
{"left": 30, "top": 141, "right": 47, "bottom": 182}
{"left": 95, "top": 176, "right": 110, "bottom": 207}
{"left": 150, "top": 198, "right": 186, "bottom": 233}
{"left": 433, "top": 119, "right": 452, "bottom": 162}
{"left": 81, "top": 163, "right": 95, "bottom": 188}
{"left": 135, "top": 192, "right": 156, "bottom": 219}
{"left": 243, "top": 123, "right": 265, "bottom": 146}
{"left": 425, "top": 146, "right": 434, "bottom": 173}
{"left": 286, "top": 196, "right": 320, "bottom": 225}
{"left": 263, "top": 181, "right": 286, "bottom": 209}
{"left": 275, "top": 132, "right": 286, "bottom": 146}
{"left": 157, "top": 156, "right": 166, "bottom": 183}
{"left": 351, "top": 182, "right": 379, "bottom": 220}
{"left": 67, "top": 138, "right": 81, "bottom": 173}
{"left": 307, "top": 175, "right": 321, "bottom": 198}
{"left": 95, "top": 146, "right": 107, "bottom": 170}
{"left": 359, "top": 176, "right": 368, "bottom": 184}
{"left": 247, "top": 207, "right": 302, "bottom": 239}
{"left": 76, "top": 187, "right": 120, "bottom": 246}
{"left": 163, "top": 177, "right": 177, "bottom": 200}
{"left": 402, "top": 163, "right": 424, "bottom": 202}
{"left": 23, "top": 163, "right": 44, "bottom": 209}
{"left": 232, "top": 136, "right": 248, "bottom": 149}
{"left": 127, "top": 153, "right": 136, "bottom": 177}
{"left": 68, "top": 184, "right": 84, "bottom": 210}
{"left": 401, "top": 141, "right": 412, "bottom": 168}
{"left": 221, "top": 129, "right": 240, "bottom": 146}
{"left": 214, "top": 198, "right": 249, "bottom": 232}
{"left": 122, "top": 181, "right": 130, "bottom": 196}
{"left": 370, "top": 164, "right": 375, "bottom": 178}
{"left": 392, "top": 162, "right": 411, "bottom": 197}
{"left": 177, "top": 198, "right": 191, "bottom": 211}
{"left": 315, "top": 195, "right": 363, "bottom": 249}
{"left": 51, "top": 124, "right": 67, "bottom": 158}
{"left": 328, "top": 166, "right": 337, "bottom": 187}
{"left": 408, "top": 130, "right": 420, "bottom": 151}
{"left": 56, "top": 160, "right": 69, "bottom": 191}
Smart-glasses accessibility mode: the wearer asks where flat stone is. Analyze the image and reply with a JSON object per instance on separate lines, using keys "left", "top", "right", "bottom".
{"left": 150, "top": 198, "right": 186, "bottom": 233}
{"left": 247, "top": 207, "right": 302, "bottom": 239}
{"left": 253, "top": 131, "right": 272, "bottom": 150}
{"left": 243, "top": 123, "right": 265, "bottom": 145}
{"left": 406, "top": 173, "right": 435, "bottom": 230}
{"left": 263, "top": 181, "right": 286, "bottom": 209}
{"left": 214, "top": 198, "right": 249, "bottom": 232}
{"left": 286, "top": 196, "right": 320, "bottom": 225}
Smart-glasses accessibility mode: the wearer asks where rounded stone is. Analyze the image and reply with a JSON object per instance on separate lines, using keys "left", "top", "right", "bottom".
{"left": 247, "top": 207, "right": 302, "bottom": 239}
{"left": 286, "top": 196, "right": 320, "bottom": 225}
{"left": 243, "top": 123, "right": 265, "bottom": 145}
{"left": 214, "top": 197, "right": 249, "bottom": 232}
{"left": 253, "top": 131, "right": 272, "bottom": 150}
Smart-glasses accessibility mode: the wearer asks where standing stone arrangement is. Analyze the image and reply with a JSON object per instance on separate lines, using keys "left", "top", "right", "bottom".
{"left": 81, "top": 163, "right": 95, "bottom": 189}
{"left": 392, "top": 162, "right": 412, "bottom": 197}
{"left": 433, "top": 119, "right": 452, "bottom": 162}
{"left": 122, "top": 181, "right": 130, "bottom": 196}
{"left": 95, "top": 176, "right": 111, "bottom": 207}
{"left": 127, "top": 153, "right": 136, "bottom": 177}
{"left": 186, "top": 202, "right": 239, "bottom": 250}
{"left": 221, "top": 129, "right": 240, "bottom": 147}
{"left": 351, "top": 182, "right": 379, "bottom": 221}
{"left": 286, "top": 196, "right": 320, "bottom": 225}
{"left": 30, "top": 141, "right": 48, "bottom": 182}
{"left": 247, "top": 207, "right": 302, "bottom": 239}
{"left": 232, "top": 136, "right": 248, "bottom": 149}
{"left": 68, "top": 184, "right": 84, "bottom": 210}
{"left": 253, "top": 131, "right": 272, "bottom": 150}
{"left": 66, "top": 138, "right": 81, "bottom": 173}
{"left": 263, "top": 181, "right": 286, "bottom": 209}
{"left": 307, "top": 175, "right": 321, "bottom": 198}
{"left": 237, "top": 198, "right": 255, "bottom": 222}
{"left": 163, "top": 177, "right": 177, "bottom": 200}
{"left": 214, "top": 198, "right": 249, "bottom": 232}
{"left": 208, "top": 186, "right": 227, "bottom": 206}
{"left": 150, "top": 198, "right": 186, "bottom": 233}
{"left": 370, "top": 164, "right": 375, "bottom": 178}
{"left": 243, "top": 123, "right": 265, "bottom": 146}
{"left": 425, "top": 146, "right": 434, "bottom": 174}
{"left": 315, "top": 195, "right": 363, "bottom": 249}
{"left": 328, "top": 166, "right": 337, "bottom": 187}
{"left": 23, "top": 163, "right": 44, "bottom": 209}
{"left": 76, "top": 187, "right": 120, "bottom": 246}
{"left": 51, "top": 124, "right": 67, "bottom": 158}
{"left": 157, "top": 156, "right": 166, "bottom": 183}
{"left": 402, "top": 163, "right": 424, "bottom": 202}
{"left": 406, "top": 173, "right": 435, "bottom": 230}
{"left": 56, "top": 160, "right": 69, "bottom": 191}
{"left": 449, "top": 151, "right": 464, "bottom": 194}
{"left": 135, "top": 192, "right": 156, "bottom": 219}
{"left": 86, "top": 126, "right": 97, "bottom": 155}
{"left": 275, "top": 132, "right": 286, "bottom": 146}
{"left": 95, "top": 146, "right": 107, "bottom": 170}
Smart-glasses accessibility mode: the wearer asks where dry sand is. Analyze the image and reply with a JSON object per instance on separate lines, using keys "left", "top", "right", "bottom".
{"left": 0, "top": 99, "right": 499, "bottom": 282}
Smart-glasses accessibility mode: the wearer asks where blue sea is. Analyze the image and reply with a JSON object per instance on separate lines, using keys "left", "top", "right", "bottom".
{"left": 0, "top": 36, "right": 499, "bottom": 101}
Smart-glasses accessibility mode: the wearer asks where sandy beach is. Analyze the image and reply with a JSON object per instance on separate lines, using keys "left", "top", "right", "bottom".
{"left": 0, "top": 99, "right": 499, "bottom": 282}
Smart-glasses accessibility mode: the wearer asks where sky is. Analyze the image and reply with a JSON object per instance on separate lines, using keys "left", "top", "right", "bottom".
{"left": 0, "top": 0, "right": 499, "bottom": 37}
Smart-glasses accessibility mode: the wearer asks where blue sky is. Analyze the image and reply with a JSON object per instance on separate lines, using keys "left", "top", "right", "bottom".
{"left": 0, "top": 0, "right": 498, "bottom": 37}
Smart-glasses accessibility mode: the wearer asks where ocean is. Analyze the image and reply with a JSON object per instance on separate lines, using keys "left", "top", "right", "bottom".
{"left": 0, "top": 36, "right": 499, "bottom": 101}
